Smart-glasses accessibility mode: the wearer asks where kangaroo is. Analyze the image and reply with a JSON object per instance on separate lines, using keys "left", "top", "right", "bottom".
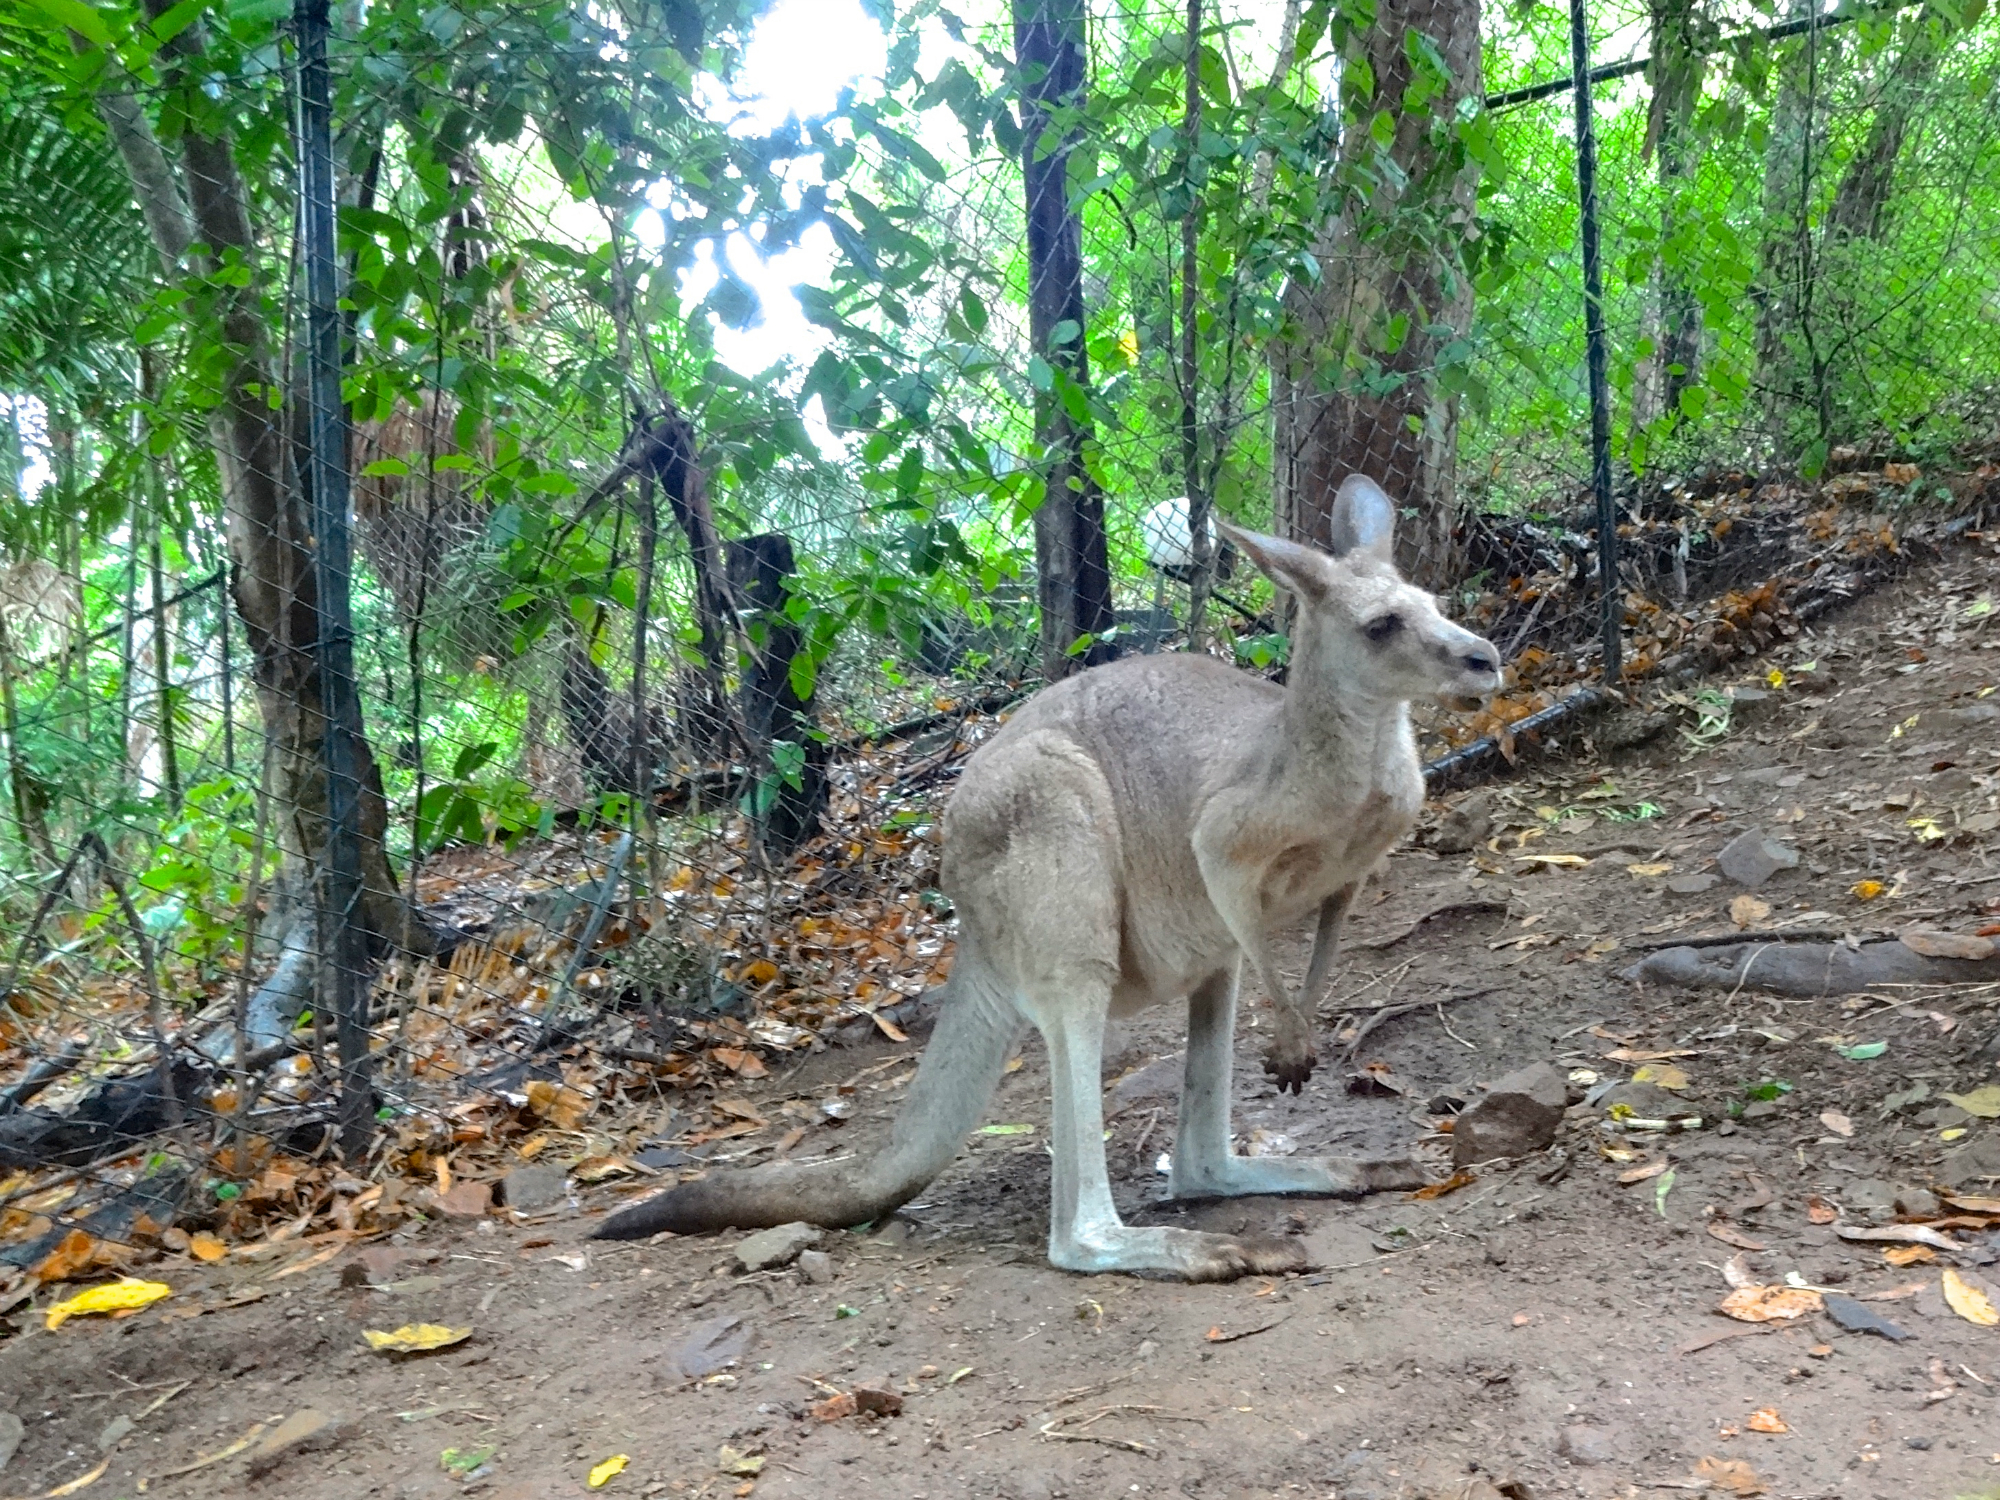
{"left": 596, "top": 476, "right": 1504, "bottom": 1279}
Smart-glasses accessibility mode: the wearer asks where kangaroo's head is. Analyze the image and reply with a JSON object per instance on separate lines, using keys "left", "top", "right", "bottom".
{"left": 1218, "top": 477, "right": 1502, "bottom": 712}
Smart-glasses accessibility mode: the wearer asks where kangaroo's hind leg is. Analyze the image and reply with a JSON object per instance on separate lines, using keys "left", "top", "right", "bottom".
{"left": 1168, "top": 960, "right": 1427, "bottom": 1201}
{"left": 953, "top": 728, "right": 1304, "bottom": 1281}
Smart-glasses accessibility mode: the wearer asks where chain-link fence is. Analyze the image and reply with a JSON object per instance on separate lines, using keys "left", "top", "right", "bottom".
{"left": 3, "top": 0, "right": 1997, "bottom": 1276}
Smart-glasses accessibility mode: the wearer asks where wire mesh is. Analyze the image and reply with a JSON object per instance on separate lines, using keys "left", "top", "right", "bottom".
{"left": 1, "top": 0, "right": 1995, "bottom": 1277}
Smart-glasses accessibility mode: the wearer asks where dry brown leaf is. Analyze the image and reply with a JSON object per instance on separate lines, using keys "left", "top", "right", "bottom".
{"left": 1722, "top": 1252, "right": 1758, "bottom": 1289}
{"left": 1943, "top": 1194, "right": 2000, "bottom": 1214}
{"left": 1410, "top": 1170, "right": 1476, "bottom": 1200}
{"left": 1729, "top": 895, "right": 1772, "bottom": 929}
{"left": 1805, "top": 1194, "right": 1837, "bottom": 1224}
{"left": 1942, "top": 1267, "right": 2000, "bottom": 1327}
{"left": 711, "top": 1046, "right": 768, "bottom": 1079}
{"left": 188, "top": 1232, "right": 227, "bottom": 1263}
{"left": 1819, "top": 1109, "right": 1855, "bottom": 1138}
{"left": 1632, "top": 1064, "right": 1690, "bottom": 1090}
{"left": 1620, "top": 1160, "right": 1671, "bottom": 1185}
{"left": 1884, "top": 1244, "right": 1936, "bottom": 1267}
{"left": 525, "top": 1080, "right": 591, "bottom": 1131}
{"left": 1604, "top": 1048, "right": 1699, "bottom": 1062}
{"left": 571, "top": 1155, "right": 636, "bottom": 1184}
{"left": 871, "top": 1011, "right": 909, "bottom": 1043}
{"left": 1694, "top": 1455, "right": 1766, "bottom": 1495}
{"left": 1899, "top": 928, "right": 1996, "bottom": 960}
{"left": 1707, "top": 1222, "right": 1768, "bottom": 1252}
{"left": 1835, "top": 1223, "right": 1961, "bottom": 1250}
{"left": 1719, "top": 1285, "right": 1822, "bottom": 1323}
{"left": 1745, "top": 1407, "right": 1787, "bottom": 1434}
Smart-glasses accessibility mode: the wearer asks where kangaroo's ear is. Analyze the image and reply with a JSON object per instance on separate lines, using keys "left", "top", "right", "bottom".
{"left": 1214, "top": 522, "right": 1330, "bottom": 603}
{"left": 1330, "top": 474, "right": 1396, "bottom": 562}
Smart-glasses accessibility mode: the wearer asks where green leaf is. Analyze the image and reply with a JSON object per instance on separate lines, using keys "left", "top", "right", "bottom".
{"left": 27, "top": 0, "right": 111, "bottom": 44}
{"left": 452, "top": 740, "right": 500, "bottom": 779}
{"left": 1836, "top": 1041, "right": 1888, "bottom": 1061}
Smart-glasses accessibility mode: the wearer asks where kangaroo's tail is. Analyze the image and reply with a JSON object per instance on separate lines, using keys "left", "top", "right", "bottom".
{"left": 593, "top": 970, "right": 1021, "bottom": 1239}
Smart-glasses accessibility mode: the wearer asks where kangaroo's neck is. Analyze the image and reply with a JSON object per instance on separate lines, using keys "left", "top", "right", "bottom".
{"left": 1269, "top": 655, "right": 1412, "bottom": 790}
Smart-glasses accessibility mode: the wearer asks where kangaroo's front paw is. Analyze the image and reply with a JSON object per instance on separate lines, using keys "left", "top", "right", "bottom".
{"left": 1261, "top": 1039, "right": 1316, "bottom": 1095}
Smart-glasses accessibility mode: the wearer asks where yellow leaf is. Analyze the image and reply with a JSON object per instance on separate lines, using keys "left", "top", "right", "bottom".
{"left": 1942, "top": 1268, "right": 2000, "bottom": 1327}
{"left": 1627, "top": 862, "right": 1674, "bottom": 878}
{"left": 188, "top": 1232, "right": 227, "bottom": 1263}
{"left": 1850, "top": 879, "right": 1885, "bottom": 901}
{"left": 44, "top": 1278, "right": 171, "bottom": 1330}
{"left": 589, "top": 1454, "right": 630, "bottom": 1489}
{"left": 1719, "top": 1285, "right": 1822, "bottom": 1323}
{"left": 364, "top": 1323, "right": 473, "bottom": 1353}
{"left": 1766, "top": 669, "right": 1786, "bottom": 689}
{"left": 1942, "top": 1127, "right": 1968, "bottom": 1141}
{"left": 1944, "top": 1086, "right": 2000, "bottom": 1118}
{"left": 1745, "top": 1407, "right": 1788, "bottom": 1434}
{"left": 1633, "top": 1064, "right": 1690, "bottom": 1090}
{"left": 1516, "top": 852, "right": 1590, "bottom": 867}
{"left": 1884, "top": 1245, "right": 1934, "bottom": 1267}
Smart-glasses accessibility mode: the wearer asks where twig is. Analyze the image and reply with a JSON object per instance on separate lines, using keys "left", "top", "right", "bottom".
{"left": 1436, "top": 1002, "right": 1477, "bottom": 1050}
{"left": 1625, "top": 926, "right": 1873, "bottom": 951}
{"left": 1037, "top": 1417, "right": 1155, "bottom": 1456}
{"left": 1344, "top": 988, "right": 1496, "bottom": 1061}
{"left": 1350, "top": 900, "right": 1510, "bottom": 953}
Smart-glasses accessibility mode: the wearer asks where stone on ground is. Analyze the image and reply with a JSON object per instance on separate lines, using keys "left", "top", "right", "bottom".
{"left": 1453, "top": 1063, "right": 1568, "bottom": 1166}
{"left": 733, "top": 1221, "right": 822, "bottom": 1273}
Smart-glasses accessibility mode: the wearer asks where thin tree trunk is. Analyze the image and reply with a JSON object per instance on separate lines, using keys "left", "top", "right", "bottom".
{"left": 1828, "top": 7, "right": 1941, "bottom": 241}
{"left": 149, "top": 525, "right": 181, "bottom": 813}
{"left": 1015, "top": 0, "right": 1116, "bottom": 680}
{"left": 727, "top": 533, "right": 827, "bottom": 858}
{"left": 1271, "top": 0, "right": 1485, "bottom": 587}
{"left": 97, "top": 31, "right": 434, "bottom": 965}
{"left": 1635, "top": 0, "right": 1704, "bottom": 431}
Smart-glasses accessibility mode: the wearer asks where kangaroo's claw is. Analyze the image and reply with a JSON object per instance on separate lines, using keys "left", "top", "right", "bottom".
{"left": 1262, "top": 1046, "right": 1315, "bottom": 1094}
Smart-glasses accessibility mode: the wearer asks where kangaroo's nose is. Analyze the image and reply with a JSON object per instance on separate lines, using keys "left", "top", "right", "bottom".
{"left": 1461, "top": 647, "right": 1500, "bottom": 675}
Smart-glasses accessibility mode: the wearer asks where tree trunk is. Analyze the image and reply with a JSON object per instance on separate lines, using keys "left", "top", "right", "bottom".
{"left": 98, "top": 30, "right": 435, "bottom": 980}
{"left": 636, "top": 407, "right": 737, "bottom": 763}
{"left": 1744, "top": 7, "right": 1832, "bottom": 458}
{"left": 1014, "top": 0, "right": 1116, "bottom": 680}
{"left": 1828, "top": 7, "right": 1942, "bottom": 242}
{"left": 727, "top": 533, "right": 827, "bottom": 859}
{"left": 1634, "top": 0, "right": 1704, "bottom": 432}
{"left": 1272, "top": 0, "right": 1484, "bottom": 588}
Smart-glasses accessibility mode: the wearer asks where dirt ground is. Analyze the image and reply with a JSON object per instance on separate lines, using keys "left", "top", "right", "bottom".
{"left": 4, "top": 539, "right": 2000, "bottom": 1500}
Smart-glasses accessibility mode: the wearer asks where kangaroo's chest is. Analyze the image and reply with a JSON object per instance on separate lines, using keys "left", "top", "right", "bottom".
{"left": 1255, "top": 783, "right": 1419, "bottom": 923}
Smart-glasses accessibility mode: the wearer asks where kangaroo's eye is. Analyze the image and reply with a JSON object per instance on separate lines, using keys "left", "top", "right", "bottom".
{"left": 1364, "top": 613, "right": 1403, "bottom": 643}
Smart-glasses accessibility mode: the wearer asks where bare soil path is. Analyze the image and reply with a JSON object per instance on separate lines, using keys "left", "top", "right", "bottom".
{"left": 3, "top": 543, "right": 1999, "bottom": 1500}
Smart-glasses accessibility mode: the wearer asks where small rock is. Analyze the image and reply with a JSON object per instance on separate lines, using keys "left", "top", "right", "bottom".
{"left": 0, "top": 1411, "right": 22, "bottom": 1474}
{"left": 246, "top": 1409, "right": 351, "bottom": 1480}
{"left": 1895, "top": 1186, "right": 1942, "bottom": 1218}
{"left": 437, "top": 1180, "right": 492, "bottom": 1218}
{"left": 797, "top": 1249, "right": 835, "bottom": 1285}
{"left": 732, "top": 1222, "right": 822, "bottom": 1273}
{"left": 1822, "top": 1293, "right": 1912, "bottom": 1341}
{"left": 1741, "top": 1099, "right": 1784, "bottom": 1123}
{"left": 1558, "top": 1425, "right": 1616, "bottom": 1465}
{"left": 495, "top": 1163, "right": 568, "bottom": 1212}
{"left": 852, "top": 1383, "right": 903, "bottom": 1417}
{"left": 1666, "top": 873, "right": 1720, "bottom": 895}
{"left": 1940, "top": 703, "right": 2000, "bottom": 727}
{"left": 96, "top": 1415, "right": 133, "bottom": 1453}
{"left": 1433, "top": 792, "right": 1494, "bottom": 855}
{"left": 1940, "top": 1133, "right": 2000, "bottom": 1190}
{"left": 1716, "top": 827, "right": 1800, "bottom": 888}
{"left": 1453, "top": 1063, "right": 1568, "bottom": 1166}
{"left": 668, "top": 1313, "right": 755, "bottom": 1380}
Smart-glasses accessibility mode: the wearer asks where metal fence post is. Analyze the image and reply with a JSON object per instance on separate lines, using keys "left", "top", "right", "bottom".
{"left": 297, "top": 0, "right": 374, "bottom": 1159}
{"left": 1569, "top": 0, "right": 1622, "bottom": 685}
